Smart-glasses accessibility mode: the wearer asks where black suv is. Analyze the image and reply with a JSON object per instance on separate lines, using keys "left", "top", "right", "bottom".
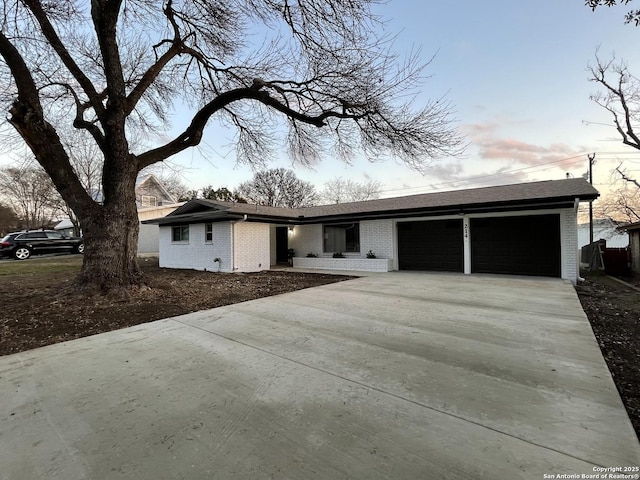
{"left": 0, "top": 230, "right": 84, "bottom": 260}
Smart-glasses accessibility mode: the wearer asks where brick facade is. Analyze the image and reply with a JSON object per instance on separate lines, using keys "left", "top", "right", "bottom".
{"left": 158, "top": 208, "right": 581, "bottom": 283}
{"left": 233, "top": 222, "right": 271, "bottom": 272}
{"left": 560, "top": 208, "right": 578, "bottom": 281}
{"left": 159, "top": 223, "right": 233, "bottom": 272}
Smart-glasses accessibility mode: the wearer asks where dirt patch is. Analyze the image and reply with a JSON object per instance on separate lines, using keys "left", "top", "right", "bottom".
{"left": 576, "top": 273, "right": 640, "bottom": 439}
{"left": 0, "top": 256, "right": 355, "bottom": 356}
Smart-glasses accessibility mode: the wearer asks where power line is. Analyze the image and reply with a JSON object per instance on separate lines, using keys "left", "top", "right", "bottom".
{"left": 377, "top": 148, "right": 640, "bottom": 197}
{"left": 379, "top": 153, "right": 591, "bottom": 195}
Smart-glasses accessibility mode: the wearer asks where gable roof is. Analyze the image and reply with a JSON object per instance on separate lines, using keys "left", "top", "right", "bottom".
{"left": 144, "top": 178, "right": 599, "bottom": 226}
{"left": 136, "top": 174, "right": 176, "bottom": 204}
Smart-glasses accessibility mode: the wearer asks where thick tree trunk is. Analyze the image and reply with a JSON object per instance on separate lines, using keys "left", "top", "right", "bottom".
{"left": 76, "top": 200, "right": 143, "bottom": 292}
{"left": 74, "top": 155, "right": 143, "bottom": 292}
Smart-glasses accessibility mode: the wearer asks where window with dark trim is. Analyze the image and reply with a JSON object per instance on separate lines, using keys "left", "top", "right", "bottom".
{"left": 205, "top": 223, "right": 213, "bottom": 242}
{"left": 172, "top": 225, "right": 189, "bottom": 242}
{"left": 323, "top": 223, "right": 360, "bottom": 253}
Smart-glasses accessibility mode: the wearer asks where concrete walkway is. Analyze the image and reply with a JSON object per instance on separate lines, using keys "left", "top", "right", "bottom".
{"left": 1, "top": 272, "right": 639, "bottom": 479}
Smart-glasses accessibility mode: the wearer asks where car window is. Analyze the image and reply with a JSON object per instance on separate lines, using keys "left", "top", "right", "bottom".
{"left": 0, "top": 235, "right": 13, "bottom": 242}
{"left": 25, "top": 232, "right": 47, "bottom": 239}
{"left": 45, "top": 231, "right": 64, "bottom": 239}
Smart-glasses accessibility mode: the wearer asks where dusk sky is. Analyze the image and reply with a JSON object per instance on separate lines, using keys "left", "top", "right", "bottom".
{"left": 155, "top": 1, "right": 640, "bottom": 200}
{"left": 4, "top": 1, "right": 640, "bottom": 201}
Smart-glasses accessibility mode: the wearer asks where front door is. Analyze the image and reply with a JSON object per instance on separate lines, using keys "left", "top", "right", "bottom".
{"left": 276, "top": 227, "right": 289, "bottom": 264}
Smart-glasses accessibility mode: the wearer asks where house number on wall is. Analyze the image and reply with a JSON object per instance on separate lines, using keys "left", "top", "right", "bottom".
{"left": 464, "top": 222, "right": 469, "bottom": 239}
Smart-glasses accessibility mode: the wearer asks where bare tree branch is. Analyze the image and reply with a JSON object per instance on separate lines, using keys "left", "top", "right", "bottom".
{"left": 0, "top": 0, "right": 466, "bottom": 290}
{"left": 21, "top": 0, "right": 105, "bottom": 118}
{"left": 589, "top": 55, "right": 640, "bottom": 151}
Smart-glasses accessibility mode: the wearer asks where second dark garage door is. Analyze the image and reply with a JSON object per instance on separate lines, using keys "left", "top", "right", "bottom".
{"left": 470, "top": 214, "right": 561, "bottom": 277}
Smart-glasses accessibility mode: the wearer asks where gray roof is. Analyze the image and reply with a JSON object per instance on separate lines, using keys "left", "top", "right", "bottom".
{"left": 145, "top": 178, "right": 599, "bottom": 226}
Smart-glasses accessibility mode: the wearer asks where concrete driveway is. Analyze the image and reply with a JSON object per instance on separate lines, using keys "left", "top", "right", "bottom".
{"left": 1, "top": 272, "right": 639, "bottom": 479}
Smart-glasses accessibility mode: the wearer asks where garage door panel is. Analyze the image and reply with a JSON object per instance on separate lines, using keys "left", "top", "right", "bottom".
{"left": 470, "top": 215, "right": 560, "bottom": 277}
{"left": 398, "top": 220, "right": 463, "bottom": 272}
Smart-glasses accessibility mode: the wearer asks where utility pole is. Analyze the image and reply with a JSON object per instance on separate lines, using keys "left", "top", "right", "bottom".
{"left": 588, "top": 153, "right": 596, "bottom": 245}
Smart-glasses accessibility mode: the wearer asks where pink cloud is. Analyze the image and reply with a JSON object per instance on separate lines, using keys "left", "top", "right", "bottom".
{"left": 463, "top": 121, "right": 588, "bottom": 170}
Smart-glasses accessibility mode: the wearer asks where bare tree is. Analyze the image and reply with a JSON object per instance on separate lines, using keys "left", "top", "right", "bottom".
{"left": 320, "top": 177, "right": 382, "bottom": 204}
{"left": 0, "top": 203, "right": 19, "bottom": 235}
{"left": 606, "top": 164, "right": 640, "bottom": 222}
{"left": 237, "top": 168, "right": 317, "bottom": 207}
{"left": 589, "top": 56, "right": 640, "bottom": 151}
{"left": 589, "top": 56, "right": 640, "bottom": 222}
{"left": 593, "top": 177, "right": 640, "bottom": 223}
{"left": 0, "top": 0, "right": 464, "bottom": 292}
{"left": 149, "top": 173, "right": 189, "bottom": 204}
{"left": 0, "top": 167, "right": 58, "bottom": 229}
{"left": 40, "top": 132, "right": 104, "bottom": 236}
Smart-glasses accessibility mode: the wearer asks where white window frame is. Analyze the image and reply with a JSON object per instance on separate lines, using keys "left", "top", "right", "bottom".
{"left": 205, "top": 223, "right": 213, "bottom": 243}
{"left": 141, "top": 195, "right": 157, "bottom": 207}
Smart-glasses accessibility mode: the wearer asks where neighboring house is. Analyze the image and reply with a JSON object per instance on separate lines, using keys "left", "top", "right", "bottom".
{"left": 135, "top": 175, "right": 177, "bottom": 208}
{"left": 55, "top": 174, "right": 182, "bottom": 254}
{"left": 144, "top": 178, "right": 599, "bottom": 284}
{"left": 134, "top": 175, "right": 182, "bottom": 253}
{"left": 577, "top": 218, "right": 628, "bottom": 249}
{"left": 617, "top": 221, "right": 640, "bottom": 274}
{"left": 137, "top": 203, "right": 184, "bottom": 254}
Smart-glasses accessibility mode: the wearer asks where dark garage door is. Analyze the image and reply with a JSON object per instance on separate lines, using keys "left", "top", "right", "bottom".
{"left": 398, "top": 219, "right": 463, "bottom": 272}
{"left": 470, "top": 214, "right": 560, "bottom": 277}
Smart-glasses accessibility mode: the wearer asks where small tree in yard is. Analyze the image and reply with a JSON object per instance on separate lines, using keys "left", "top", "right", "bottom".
{"left": 0, "top": 0, "right": 463, "bottom": 293}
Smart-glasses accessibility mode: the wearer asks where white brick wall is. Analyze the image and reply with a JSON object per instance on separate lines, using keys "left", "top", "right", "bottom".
{"left": 560, "top": 208, "right": 579, "bottom": 284}
{"left": 289, "top": 224, "right": 323, "bottom": 257}
{"left": 290, "top": 221, "right": 395, "bottom": 260}
{"left": 160, "top": 222, "right": 271, "bottom": 273}
{"left": 360, "top": 220, "right": 394, "bottom": 259}
{"left": 233, "top": 222, "right": 271, "bottom": 272}
{"left": 159, "top": 223, "right": 233, "bottom": 272}
{"left": 138, "top": 223, "right": 160, "bottom": 254}
{"left": 293, "top": 257, "right": 392, "bottom": 272}
{"left": 269, "top": 224, "right": 277, "bottom": 265}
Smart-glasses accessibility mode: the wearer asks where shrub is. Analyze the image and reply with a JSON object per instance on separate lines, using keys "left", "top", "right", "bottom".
{"left": 332, "top": 252, "right": 345, "bottom": 258}
{"left": 306, "top": 252, "right": 318, "bottom": 258}
{"left": 366, "top": 250, "right": 376, "bottom": 259}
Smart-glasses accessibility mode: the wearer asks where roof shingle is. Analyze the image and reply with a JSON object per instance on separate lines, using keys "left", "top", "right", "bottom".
{"left": 147, "top": 178, "right": 598, "bottom": 225}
